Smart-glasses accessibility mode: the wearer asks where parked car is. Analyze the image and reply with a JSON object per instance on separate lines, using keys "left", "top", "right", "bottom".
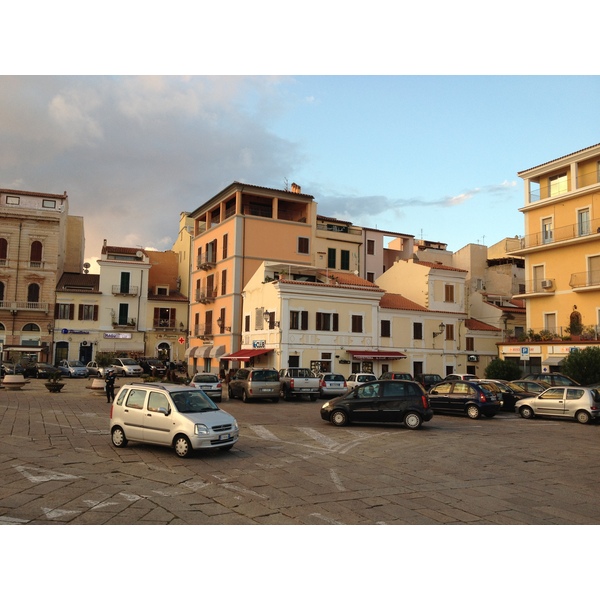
{"left": 111, "top": 358, "right": 144, "bottom": 377}
{"left": 30, "top": 362, "right": 61, "bottom": 379}
{"left": 515, "top": 386, "right": 600, "bottom": 424}
{"left": 58, "top": 359, "right": 89, "bottom": 378}
{"left": 228, "top": 367, "right": 281, "bottom": 403}
{"left": 318, "top": 373, "right": 347, "bottom": 398}
{"left": 109, "top": 382, "right": 239, "bottom": 457}
{"left": 346, "top": 372, "right": 377, "bottom": 390}
{"left": 320, "top": 379, "right": 433, "bottom": 429}
{"left": 278, "top": 367, "right": 321, "bottom": 401}
{"left": 523, "top": 373, "right": 579, "bottom": 386}
{"left": 379, "top": 372, "right": 414, "bottom": 381}
{"left": 415, "top": 373, "right": 443, "bottom": 390}
{"left": 473, "top": 379, "right": 535, "bottom": 412}
{"left": 1, "top": 362, "right": 25, "bottom": 377}
{"left": 189, "top": 373, "right": 222, "bottom": 402}
{"left": 511, "top": 379, "right": 552, "bottom": 395}
{"left": 86, "top": 361, "right": 106, "bottom": 378}
{"left": 427, "top": 380, "right": 501, "bottom": 419}
{"left": 443, "top": 373, "right": 478, "bottom": 382}
{"left": 138, "top": 358, "right": 167, "bottom": 378}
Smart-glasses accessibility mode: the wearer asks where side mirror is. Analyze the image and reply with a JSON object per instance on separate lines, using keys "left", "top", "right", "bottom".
{"left": 158, "top": 406, "right": 170, "bottom": 416}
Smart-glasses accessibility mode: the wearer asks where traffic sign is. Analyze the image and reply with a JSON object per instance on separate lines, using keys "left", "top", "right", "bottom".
{"left": 521, "top": 347, "right": 530, "bottom": 361}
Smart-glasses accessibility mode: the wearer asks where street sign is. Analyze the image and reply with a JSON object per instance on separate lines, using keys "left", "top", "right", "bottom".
{"left": 521, "top": 347, "right": 530, "bottom": 361}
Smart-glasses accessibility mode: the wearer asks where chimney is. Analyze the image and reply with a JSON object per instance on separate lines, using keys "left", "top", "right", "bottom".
{"left": 291, "top": 182, "right": 301, "bottom": 194}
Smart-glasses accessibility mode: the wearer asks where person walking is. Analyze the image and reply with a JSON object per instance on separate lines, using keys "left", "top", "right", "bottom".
{"left": 105, "top": 368, "right": 117, "bottom": 403}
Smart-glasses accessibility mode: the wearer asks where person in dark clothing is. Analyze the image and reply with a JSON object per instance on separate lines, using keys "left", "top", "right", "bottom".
{"left": 105, "top": 369, "right": 117, "bottom": 403}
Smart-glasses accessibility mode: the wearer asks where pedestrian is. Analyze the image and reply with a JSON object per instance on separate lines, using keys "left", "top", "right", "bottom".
{"left": 105, "top": 368, "right": 117, "bottom": 403}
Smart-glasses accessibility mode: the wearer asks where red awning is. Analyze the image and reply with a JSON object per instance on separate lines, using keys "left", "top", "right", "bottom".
{"left": 348, "top": 350, "right": 406, "bottom": 360}
{"left": 221, "top": 348, "right": 272, "bottom": 361}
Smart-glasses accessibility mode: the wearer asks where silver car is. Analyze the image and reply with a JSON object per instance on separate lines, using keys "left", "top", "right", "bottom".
{"left": 228, "top": 367, "right": 280, "bottom": 403}
{"left": 58, "top": 359, "right": 89, "bottom": 378}
{"left": 110, "top": 383, "right": 239, "bottom": 457}
{"left": 346, "top": 373, "right": 377, "bottom": 391}
{"left": 515, "top": 386, "right": 600, "bottom": 424}
{"left": 111, "top": 358, "right": 144, "bottom": 377}
{"left": 318, "top": 373, "right": 347, "bottom": 398}
{"left": 189, "top": 373, "right": 223, "bottom": 402}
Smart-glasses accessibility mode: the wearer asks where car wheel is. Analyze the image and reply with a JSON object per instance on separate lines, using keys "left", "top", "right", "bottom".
{"left": 330, "top": 410, "right": 348, "bottom": 427}
{"left": 466, "top": 405, "right": 480, "bottom": 419}
{"left": 519, "top": 405, "right": 534, "bottom": 419}
{"left": 241, "top": 390, "right": 249, "bottom": 403}
{"left": 174, "top": 435, "right": 192, "bottom": 458}
{"left": 111, "top": 427, "right": 128, "bottom": 448}
{"left": 404, "top": 412, "right": 422, "bottom": 430}
{"left": 576, "top": 410, "right": 591, "bottom": 424}
{"left": 279, "top": 387, "right": 289, "bottom": 401}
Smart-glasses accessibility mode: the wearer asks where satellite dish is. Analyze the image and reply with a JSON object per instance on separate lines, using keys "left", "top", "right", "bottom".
{"left": 83, "top": 262, "right": 90, "bottom": 269}
{"left": 136, "top": 250, "right": 143, "bottom": 258}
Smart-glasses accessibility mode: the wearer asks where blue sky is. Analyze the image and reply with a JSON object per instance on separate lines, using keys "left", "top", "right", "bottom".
{"left": 2, "top": 75, "right": 600, "bottom": 269}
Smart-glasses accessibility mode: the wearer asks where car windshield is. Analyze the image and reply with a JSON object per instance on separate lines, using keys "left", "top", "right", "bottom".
{"left": 68, "top": 361, "right": 85, "bottom": 367}
{"left": 148, "top": 360, "right": 163, "bottom": 366}
{"left": 193, "top": 375, "right": 218, "bottom": 383}
{"left": 120, "top": 359, "right": 138, "bottom": 365}
{"left": 325, "top": 374, "right": 345, "bottom": 382}
{"left": 252, "top": 370, "right": 279, "bottom": 382}
{"left": 171, "top": 390, "right": 218, "bottom": 413}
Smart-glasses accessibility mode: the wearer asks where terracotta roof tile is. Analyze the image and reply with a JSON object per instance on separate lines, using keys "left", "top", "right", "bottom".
{"left": 465, "top": 318, "right": 501, "bottom": 332}
{"left": 380, "top": 293, "right": 428, "bottom": 311}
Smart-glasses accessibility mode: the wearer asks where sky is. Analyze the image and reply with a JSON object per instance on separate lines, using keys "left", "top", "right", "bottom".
{"left": 3, "top": 3, "right": 596, "bottom": 593}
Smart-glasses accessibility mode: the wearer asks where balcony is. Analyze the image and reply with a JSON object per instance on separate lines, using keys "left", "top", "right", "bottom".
{"left": 518, "top": 218, "right": 600, "bottom": 251}
{"left": 569, "top": 269, "right": 600, "bottom": 291}
{"left": 111, "top": 285, "right": 139, "bottom": 296}
{"left": 513, "top": 278, "right": 555, "bottom": 298}
{"left": 503, "top": 325, "right": 600, "bottom": 343}
{"left": 194, "top": 324, "right": 213, "bottom": 339}
{"left": 195, "top": 288, "right": 217, "bottom": 303}
{"left": 153, "top": 318, "right": 177, "bottom": 330}
{"left": 528, "top": 170, "right": 600, "bottom": 202}
{"left": 112, "top": 318, "right": 136, "bottom": 329}
{"left": 0, "top": 301, "right": 49, "bottom": 313}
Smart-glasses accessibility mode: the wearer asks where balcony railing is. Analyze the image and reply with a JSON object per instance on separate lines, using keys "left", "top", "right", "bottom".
{"left": 111, "top": 285, "right": 139, "bottom": 296}
{"left": 569, "top": 269, "right": 600, "bottom": 289}
{"left": 503, "top": 325, "right": 600, "bottom": 343}
{"left": 112, "top": 319, "right": 136, "bottom": 328}
{"left": 195, "top": 288, "right": 217, "bottom": 303}
{"left": 194, "top": 324, "right": 213, "bottom": 338}
{"left": 528, "top": 171, "right": 600, "bottom": 202}
{"left": 519, "top": 217, "right": 600, "bottom": 250}
{"left": 0, "top": 301, "right": 49, "bottom": 312}
{"left": 153, "top": 318, "right": 177, "bottom": 329}
{"left": 517, "top": 278, "right": 555, "bottom": 295}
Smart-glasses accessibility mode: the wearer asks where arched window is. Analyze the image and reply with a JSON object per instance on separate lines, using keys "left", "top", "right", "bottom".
{"left": 0, "top": 238, "right": 7, "bottom": 265}
{"left": 30, "top": 241, "right": 43, "bottom": 267}
{"left": 23, "top": 323, "right": 41, "bottom": 331}
{"left": 0, "top": 322, "right": 5, "bottom": 331}
{"left": 27, "top": 283, "right": 40, "bottom": 303}
{"left": 0, "top": 281, "right": 5, "bottom": 302}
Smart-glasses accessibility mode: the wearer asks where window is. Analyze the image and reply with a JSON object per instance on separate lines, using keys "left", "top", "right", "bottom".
{"left": 205, "top": 310, "right": 213, "bottom": 335}
{"left": 549, "top": 172, "right": 567, "bottom": 197}
{"left": 30, "top": 241, "right": 43, "bottom": 267}
{"left": 0, "top": 281, "right": 4, "bottom": 302}
{"left": 413, "top": 322, "right": 423, "bottom": 340}
{"left": 56, "top": 303, "right": 73, "bottom": 319}
{"left": 298, "top": 237, "right": 309, "bottom": 254}
{"left": 42, "top": 199, "right": 56, "bottom": 208}
{"left": 542, "top": 217, "right": 553, "bottom": 244}
{"left": 221, "top": 269, "right": 227, "bottom": 295}
{"left": 367, "top": 239, "right": 375, "bottom": 255}
{"left": 578, "top": 208, "right": 591, "bottom": 236}
{"left": 290, "top": 310, "right": 308, "bottom": 330}
{"left": 27, "top": 283, "right": 40, "bottom": 303}
{"left": 588, "top": 255, "right": 600, "bottom": 286}
{"left": 0, "top": 238, "right": 7, "bottom": 265}
{"left": 244, "top": 315, "right": 250, "bottom": 332}
{"left": 533, "top": 265, "right": 545, "bottom": 292}
{"left": 381, "top": 320, "right": 391, "bottom": 337}
{"left": 6, "top": 195, "right": 19, "bottom": 205}
{"left": 466, "top": 337, "right": 474, "bottom": 351}
{"left": 351, "top": 314, "right": 363, "bottom": 333}
{"left": 366, "top": 272, "right": 375, "bottom": 283}
{"left": 118, "top": 303, "right": 129, "bottom": 325}
{"left": 341, "top": 250, "right": 350, "bottom": 271}
{"left": 327, "top": 248, "right": 336, "bottom": 269}
{"left": 445, "top": 324, "right": 454, "bottom": 341}
{"left": 156, "top": 286, "right": 168, "bottom": 296}
{"left": 219, "top": 308, "right": 226, "bottom": 333}
{"left": 222, "top": 234, "right": 228, "bottom": 259}
{"left": 79, "top": 304, "right": 98, "bottom": 321}
{"left": 544, "top": 313, "right": 557, "bottom": 334}
{"left": 316, "top": 312, "right": 338, "bottom": 331}
{"left": 206, "top": 239, "right": 217, "bottom": 263}
{"left": 444, "top": 284, "right": 455, "bottom": 303}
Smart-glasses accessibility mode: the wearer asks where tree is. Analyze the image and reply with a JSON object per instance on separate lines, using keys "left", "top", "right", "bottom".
{"left": 484, "top": 358, "right": 521, "bottom": 381}
{"left": 560, "top": 346, "right": 600, "bottom": 385}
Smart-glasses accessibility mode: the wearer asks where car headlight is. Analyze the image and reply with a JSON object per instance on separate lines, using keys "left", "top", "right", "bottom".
{"left": 322, "top": 401, "right": 331, "bottom": 409}
{"left": 232, "top": 419, "right": 239, "bottom": 431}
{"left": 194, "top": 424, "right": 210, "bottom": 435}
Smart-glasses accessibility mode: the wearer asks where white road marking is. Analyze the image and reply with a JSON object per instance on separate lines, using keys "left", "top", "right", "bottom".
{"left": 14, "top": 465, "right": 79, "bottom": 483}
{"left": 221, "top": 483, "right": 268, "bottom": 499}
{"left": 296, "top": 427, "right": 339, "bottom": 450}
{"left": 329, "top": 468, "right": 346, "bottom": 491}
{"left": 42, "top": 507, "right": 80, "bottom": 520}
{"left": 83, "top": 499, "right": 119, "bottom": 509}
{"left": 310, "top": 512, "right": 344, "bottom": 524}
{"left": 246, "top": 424, "right": 282, "bottom": 441}
{"left": 0, "top": 516, "right": 29, "bottom": 524}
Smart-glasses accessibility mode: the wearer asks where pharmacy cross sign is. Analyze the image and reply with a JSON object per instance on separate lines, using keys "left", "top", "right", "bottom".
{"left": 178, "top": 336, "right": 185, "bottom": 345}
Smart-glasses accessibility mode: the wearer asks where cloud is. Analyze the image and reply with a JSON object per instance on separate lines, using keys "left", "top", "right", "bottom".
{"left": 0, "top": 76, "right": 304, "bottom": 267}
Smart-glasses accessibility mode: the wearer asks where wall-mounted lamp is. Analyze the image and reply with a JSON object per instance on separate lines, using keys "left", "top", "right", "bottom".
{"left": 263, "top": 310, "right": 280, "bottom": 328}
{"left": 179, "top": 322, "right": 186, "bottom": 332}
{"left": 216, "top": 317, "right": 231, "bottom": 332}
{"left": 47, "top": 323, "right": 54, "bottom": 334}
{"left": 432, "top": 322, "right": 446, "bottom": 338}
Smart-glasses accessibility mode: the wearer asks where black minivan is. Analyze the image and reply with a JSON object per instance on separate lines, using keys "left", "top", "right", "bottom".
{"left": 427, "top": 380, "right": 501, "bottom": 419}
{"left": 320, "top": 379, "right": 433, "bottom": 429}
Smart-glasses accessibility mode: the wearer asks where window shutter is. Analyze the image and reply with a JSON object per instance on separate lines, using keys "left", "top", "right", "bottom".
{"left": 301, "top": 310, "right": 308, "bottom": 330}
{"left": 333, "top": 313, "right": 339, "bottom": 332}
{"left": 78, "top": 304, "right": 83, "bottom": 320}
{"left": 54, "top": 304, "right": 59, "bottom": 318}
{"left": 93, "top": 305, "right": 99, "bottom": 321}
{"left": 69, "top": 304, "right": 75, "bottom": 320}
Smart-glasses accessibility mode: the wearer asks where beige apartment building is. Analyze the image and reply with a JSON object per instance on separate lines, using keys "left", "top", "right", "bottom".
{"left": 0, "top": 188, "right": 84, "bottom": 364}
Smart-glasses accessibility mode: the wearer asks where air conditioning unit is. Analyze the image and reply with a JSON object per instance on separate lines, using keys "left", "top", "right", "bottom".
{"left": 468, "top": 355, "right": 479, "bottom": 362}
{"left": 541, "top": 279, "right": 553, "bottom": 289}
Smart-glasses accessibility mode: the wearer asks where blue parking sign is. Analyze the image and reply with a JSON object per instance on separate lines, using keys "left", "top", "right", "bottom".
{"left": 521, "top": 347, "right": 530, "bottom": 360}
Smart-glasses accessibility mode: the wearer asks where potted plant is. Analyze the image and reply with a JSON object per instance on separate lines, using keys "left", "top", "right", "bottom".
{"left": 45, "top": 372, "right": 65, "bottom": 393}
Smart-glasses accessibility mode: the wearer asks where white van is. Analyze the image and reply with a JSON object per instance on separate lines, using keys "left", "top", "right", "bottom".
{"left": 110, "top": 382, "right": 239, "bottom": 457}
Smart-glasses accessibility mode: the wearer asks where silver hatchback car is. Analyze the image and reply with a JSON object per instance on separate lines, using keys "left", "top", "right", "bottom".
{"left": 515, "top": 386, "right": 600, "bottom": 424}
{"left": 228, "top": 368, "right": 280, "bottom": 403}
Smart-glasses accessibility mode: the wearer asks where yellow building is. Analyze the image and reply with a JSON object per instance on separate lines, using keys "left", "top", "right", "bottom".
{"left": 502, "top": 143, "right": 600, "bottom": 373}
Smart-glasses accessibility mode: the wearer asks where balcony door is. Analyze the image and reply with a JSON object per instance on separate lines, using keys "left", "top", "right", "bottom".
{"left": 120, "top": 272, "right": 130, "bottom": 294}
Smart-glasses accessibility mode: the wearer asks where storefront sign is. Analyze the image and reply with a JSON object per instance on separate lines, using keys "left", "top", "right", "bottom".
{"left": 103, "top": 332, "right": 132, "bottom": 339}
{"left": 61, "top": 329, "right": 90, "bottom": 335}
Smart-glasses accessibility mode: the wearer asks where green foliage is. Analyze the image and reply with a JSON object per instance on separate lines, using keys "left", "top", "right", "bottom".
{"left": 560, "top": 347, "right": 600, "bottom": 386}
{"left": 484, "top": 358, "right": 522, "bottom": 381}
{"left": 94, "top": 352, "right": 118, "bottom": 367}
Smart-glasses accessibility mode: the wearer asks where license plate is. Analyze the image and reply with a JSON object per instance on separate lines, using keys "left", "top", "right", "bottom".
{"left": 201, "top": 386, "right": 210, "bottom": 389}
{"left": 219, "top": 433, "right": 231, "bottom": 440}
{"left": 301, "top": 388, "right": 312, "bottom": 392}
{"left": 260, "top": 388, "right": 272, "bottom": 392}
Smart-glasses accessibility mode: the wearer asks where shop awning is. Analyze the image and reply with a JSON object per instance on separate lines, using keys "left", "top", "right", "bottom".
{"left": 347, "top": 350, "right": 407, "bottom": 360}
{"left": 542, "top": 356, "right": 564, "bottom": 366}
{"left": 221, "top": 348, "right": 272, "bottom": 361}
{"left": 184, "top": 346, "right": 198, "bottom": 358}
{"left": 1, "top": 346, "right": 44, "bottom": 353}
{"left": 210, "top": 345, "right": 225, "bottom": 358}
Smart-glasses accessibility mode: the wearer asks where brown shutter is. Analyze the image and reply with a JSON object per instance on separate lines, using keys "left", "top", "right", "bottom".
{"left": 69, "top": 304, "right": 75, "bottom": 320}
{"left": 333, "top": 313, "right": 339, "bottom": 331}
{"left": 301, "top": 310, "right": 308, "bottom": 330}
{"left": 93, "top": 305, "right": 99, "bottom": 321}
{"left": 78, "top": 304, "right": 83, "bottom": 320}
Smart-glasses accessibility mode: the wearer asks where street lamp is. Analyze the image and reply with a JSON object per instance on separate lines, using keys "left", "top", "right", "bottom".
{"left": 432, "top": 322, "right": 446, "bottom": 338}
{"left": 216, "top": 317, "right": 231, "bottom": 332}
